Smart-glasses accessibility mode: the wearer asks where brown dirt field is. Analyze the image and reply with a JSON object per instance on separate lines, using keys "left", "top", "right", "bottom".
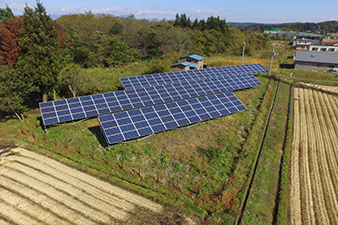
{"left": 290, "top": 85, "right": 338, "bottom": 225}
{"left": 0, "top": 147, "right": 200, "bottom": 225}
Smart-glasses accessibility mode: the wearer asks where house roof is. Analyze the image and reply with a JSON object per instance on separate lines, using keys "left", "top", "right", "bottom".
{"left": 171, "top": 62, "right": 190, "bottom": 67}
{"left": 179, "top": 54, "right": 205, "bottom": 61}
{"left": 188, "top": 63, "right": 199, "bottom": 68}
{"left": 171, "top": 62, "right": 200, "bottom": 68}
{"left": 296, "top": 38, "right": 321, "bottom": 42}
{"left": 297, "top": 33, "right": 323, "bottom": 37}
{"left": 294, "top": 51, "right": 338, "bottom": 64}
{"left": 322, "top": 41, "right": 338, "bottom": 45}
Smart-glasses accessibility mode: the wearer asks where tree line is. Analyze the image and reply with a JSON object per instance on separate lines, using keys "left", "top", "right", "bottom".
{"left": 0, "top": 4, "right": 270, "bottom": 121}
{"left": 236, "top": 20, "right": 338, "bottom": 35}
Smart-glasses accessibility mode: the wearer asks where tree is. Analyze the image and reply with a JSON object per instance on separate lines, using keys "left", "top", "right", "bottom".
{"left": 17, "top": 2, "right": 65, "bottom": 102}
{"left": 0, "top": 65, "right": 36, "bottom": 122}
{"left": 58, "top": 63, "right": 81, "bottom": 98}
{"left": 0, "top": 5, "right": 14, "bottom": 23}
{"left": 104, "top": 37, "right": 140, "bottom": 67}
{"left": 0, "top": 16, "right": 23, "bottom": 66}
{"left": 229, "top": 27, "right": 246, "bottom": 55}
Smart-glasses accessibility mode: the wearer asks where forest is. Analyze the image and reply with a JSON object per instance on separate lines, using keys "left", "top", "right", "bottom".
{"left": 0, "top": 2, "right": 271, "bottom": 120}
{"left": 235, "top": 20, "right": 338, "bottom": 34}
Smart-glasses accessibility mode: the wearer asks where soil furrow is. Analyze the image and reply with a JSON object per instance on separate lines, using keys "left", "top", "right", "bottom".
{"left": 16, "top": 148, "right": 164, "bottom": 213}
{"left": 290, "top": 87, "right": 302, "bottom": 225}
{"left": 0, "top": 187, "right": 71, "bottom": 225}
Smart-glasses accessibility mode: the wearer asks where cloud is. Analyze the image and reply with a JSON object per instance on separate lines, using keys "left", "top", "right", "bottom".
{"left": 7, "top": 3, "right": 28, "bottom": 13}
{"left": 92, "top": 7, "right": 132, "bottom": 15}
{"left": 135, "top": 10, "right": 176, "bottom": 18}
{"left": 49, "top": 7, "right": 86, "bottom": 14}
{"left": 49, "top": 6, "right": 133, "bottom": 17}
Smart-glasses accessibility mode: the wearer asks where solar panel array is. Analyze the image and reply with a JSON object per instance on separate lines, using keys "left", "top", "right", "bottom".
{"left": 39, "top": 63, "right": 268, "bottom": 144}
{"left": 39, "top": 72, "right": 261, "bottom": 126}
{"left": 99, "top": 92, "right": 246, "bottom": 144}
{"left": 120, "top": 63, "right": 268, "bottom": 90}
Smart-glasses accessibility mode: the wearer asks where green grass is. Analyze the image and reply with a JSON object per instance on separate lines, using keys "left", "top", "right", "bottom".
{"left": 241, "top": 78, "right": 291, "bottom": 224}
{"left": 0, "top": 75, "right": 273, "bottom": 221}
{"left": 204, "top": 76, "right": 280, "bottom": 224}
{"left": 275, "top": 84, "right": 294, "bottom": 225}
{"left": 2, "top": 48, "right": 295, "bottom": 223}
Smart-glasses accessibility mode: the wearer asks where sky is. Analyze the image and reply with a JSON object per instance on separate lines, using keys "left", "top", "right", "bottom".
{"left": 1, "top": 0, "right": 337, "bottom": 23}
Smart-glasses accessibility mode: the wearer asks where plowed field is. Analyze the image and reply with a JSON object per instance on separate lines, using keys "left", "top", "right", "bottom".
{"left": 0, "top": 147, "right": 197, "bottom": 225}
{"left": 290, "top": 84, "right": 338, "bottom": 225}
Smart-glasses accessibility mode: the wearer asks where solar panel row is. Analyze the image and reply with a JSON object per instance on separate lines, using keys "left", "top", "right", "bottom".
{"left": 120, "top": 63, "right": 268, "bottom": 90}
{"left": 99, "top": 92, "right": 246, "bottom": 144}
{"left": 39, "top": 72, "right": 261, "bottom": 126}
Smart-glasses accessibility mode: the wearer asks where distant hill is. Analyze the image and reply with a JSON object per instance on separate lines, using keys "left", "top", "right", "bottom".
{"left": 228, "top": 22, "right": 263, "bottom": 27}
{"left": 228, "top": 21, "right": 338, "bottom": 34}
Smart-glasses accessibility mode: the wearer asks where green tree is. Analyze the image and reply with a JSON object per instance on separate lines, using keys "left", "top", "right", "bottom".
{"left": 0, "top": 5, "right": 14, "bottom": 23}
{"left": 17, "top": 2, "right": 65, "bottom": 102}
{"left": 58, "top": 63, "right": 81, "bottom": 98}
{"left": 229, "top": 27, "right": 246, "bottom": 55}
{"left": 104, "top": 37, "right": 140, "bottom": 67}
{"left": 0, "top": 65, "right": 36, "bottom": 121}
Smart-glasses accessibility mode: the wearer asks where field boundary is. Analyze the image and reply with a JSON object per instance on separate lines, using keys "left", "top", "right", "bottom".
{"left": 235, "top": 75, "right": 281, "bottom": 224}
{"left": 273, "top": 83, "right": 292, "bottom": 224}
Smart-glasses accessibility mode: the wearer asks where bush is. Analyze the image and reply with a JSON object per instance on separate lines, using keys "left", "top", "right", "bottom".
{"left": 204, "top": 146, "right": 224, "bottom": 161}
{"left": 144, "top": 58, "right": 171, "bottom": 74}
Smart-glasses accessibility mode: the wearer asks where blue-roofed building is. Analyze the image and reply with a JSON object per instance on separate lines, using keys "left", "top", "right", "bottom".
{"left": 170, "top": 62, "right": 191, "bottom": 71}
{"left": 171, "top": 54, "right": 205, "bottom": 71}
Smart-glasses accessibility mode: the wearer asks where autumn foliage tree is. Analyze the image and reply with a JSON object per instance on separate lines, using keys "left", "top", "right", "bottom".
{"left": 0, "top": 16, "right": 23, "bottom": 66}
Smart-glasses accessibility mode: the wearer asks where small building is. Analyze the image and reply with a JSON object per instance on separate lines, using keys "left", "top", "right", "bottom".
{"left": 171, "top": 54, "right": 205, "bottom": 71}
{"left": 170, "top": 62, "right": 190, "bottom": 71}
{"left": 264, "top": 30, "right": 282, "bottom": 35}
{"left": 293, "top": 34, "right": 324, "bottom": 42}
{"left": 293, "top": 38, "right": 321, "bottom": 51}
{"left": 309, "top": 45, "right": 338, "bottom": 52}
{"left": 294, "top": 51, "right": 338, "bottom": 72}
{"left": 322, "top": 41, "right": 338, "bottom": 46}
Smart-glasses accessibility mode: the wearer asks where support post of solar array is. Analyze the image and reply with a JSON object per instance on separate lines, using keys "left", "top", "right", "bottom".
{"left": 241, "top": 42, "right": 245, "bottom": 65}
{"left": 99, "top": 121, "right": 111, "bottom": 151}
{"left": 44, "top": 125, "right": 47, "bottom": 133}
{"left": 269, "top": 44, "right": 278, "bottom": 76}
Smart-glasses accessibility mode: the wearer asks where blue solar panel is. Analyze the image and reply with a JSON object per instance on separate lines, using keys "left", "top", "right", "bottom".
{"left": 99, "top": 92, "right": 246, "bottom": 144}
{"left": 120, "top": 63, "right": 268, "bottom": 90}
{"left": 40, "top": 71, "right": 261, "bottom": 126}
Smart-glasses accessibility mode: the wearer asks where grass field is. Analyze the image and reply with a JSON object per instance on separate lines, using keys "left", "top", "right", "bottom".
{"left": 241, "top": 78, "right": 291, "bottom": 224}
{"left": 0, "top": 74, "right": 274, "bottom": 222}
{"left": 2, "top": 43, "right": 337, "bottom": 223}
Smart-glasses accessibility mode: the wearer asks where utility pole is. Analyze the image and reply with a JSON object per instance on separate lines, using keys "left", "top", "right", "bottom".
{"left": 269, "top": 44, "right": 278, "bottom": 75}
{"left": 241, "top": 42, "right": 245, "bottom": 65}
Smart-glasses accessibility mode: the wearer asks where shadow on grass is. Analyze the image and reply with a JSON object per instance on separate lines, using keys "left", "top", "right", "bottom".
{"left": 88, "top": 125, "right": 109, "bottom": 148}
{"left": 279, "top": 64, "right": 294, "bottom": 69}
{"left": 37, "top": 116, "right": 45, "bottom": 130}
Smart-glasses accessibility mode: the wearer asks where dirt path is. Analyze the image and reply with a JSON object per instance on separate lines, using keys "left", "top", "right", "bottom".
{"left": 0, "top": 147, "right": 199, "bottom": 225}
{"left": 290, "top": 84, "right": 338, "bottom": 225}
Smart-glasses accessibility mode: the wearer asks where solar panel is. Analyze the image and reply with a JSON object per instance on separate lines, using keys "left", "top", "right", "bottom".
{"left": 39, "top": 72, "right": 261, "bottom": 126}
{"left": 120, "top": 63, "right": 268, "bottom": 90}
{"left": 99, "top": 92, "right": 246, "bottom": 144}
